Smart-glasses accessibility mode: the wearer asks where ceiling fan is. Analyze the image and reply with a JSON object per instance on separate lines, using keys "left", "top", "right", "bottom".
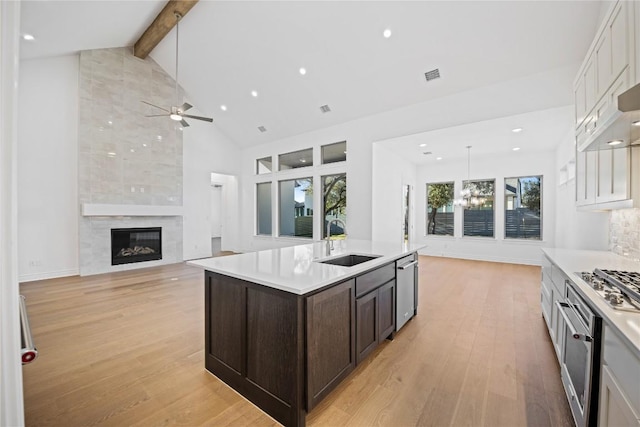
{"left": 142, "top": 12, "right": 212, "bottom": 128}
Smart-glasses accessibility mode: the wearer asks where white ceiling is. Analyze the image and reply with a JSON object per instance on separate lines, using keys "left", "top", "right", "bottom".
{"left": 20, "top": 1, "right": 606, "bottom": 151}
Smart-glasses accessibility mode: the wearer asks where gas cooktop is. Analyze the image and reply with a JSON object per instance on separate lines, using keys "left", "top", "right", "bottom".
{"left": 578, "top": 269, "right": 640, "bottom": 313}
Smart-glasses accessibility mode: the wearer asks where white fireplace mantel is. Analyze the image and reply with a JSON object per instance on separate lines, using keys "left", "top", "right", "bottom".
{"left": 81, "top": 203, "right": 183, "bottom": 217}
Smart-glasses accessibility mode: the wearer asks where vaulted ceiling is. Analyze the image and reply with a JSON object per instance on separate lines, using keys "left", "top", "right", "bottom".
{"left": 20, "top": 1, "right": 606, "bottom": 150}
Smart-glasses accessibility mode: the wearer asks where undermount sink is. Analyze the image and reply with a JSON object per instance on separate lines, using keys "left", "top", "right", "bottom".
{"left": 317, "top": 254, "right": 381, "bottom": 267}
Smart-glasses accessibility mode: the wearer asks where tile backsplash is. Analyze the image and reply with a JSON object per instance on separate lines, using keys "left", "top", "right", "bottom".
{"left": 610, "top": 208, "right": 640, "bottom": 261}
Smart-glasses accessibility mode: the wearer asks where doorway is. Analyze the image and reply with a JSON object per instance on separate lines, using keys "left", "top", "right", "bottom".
{"left": 210, "top": 184, "right": 222, "bottom": 256}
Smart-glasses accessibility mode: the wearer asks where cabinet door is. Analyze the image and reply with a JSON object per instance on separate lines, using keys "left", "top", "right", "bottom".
{"left": 575, "top": 76, "right": 587, "bottom": 127}
{"left": 584, "top": 55, "right": 597, "bottom": 114}
{"left": 576, "top": 150, "right": 597, "bottom": 206}
{"left": 599, "top": 365, "right": 640, "bottom": 427}
{"left": 306, "top": 279, "right": 355, "bottom": 410}
{"left": 356, "top": 290, "right": 378, "bottom": 364}
{"left": 610, "top": 1, "right": 629, "bottom": 82}
{"left": 596, "top": 24, "right": 612, "bottom": 95}
{"left": 378, "top": 280, "right": 395, "bottom": 342}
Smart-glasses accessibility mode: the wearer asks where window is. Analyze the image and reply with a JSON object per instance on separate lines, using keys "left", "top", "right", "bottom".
{"left": 256, "top": 182, "right": 272, "bottom": 235}
{"left": 321, "top": 141, "right": 347, "bottom": 164}
{"left": 279, "top": 148, "right": 313, "bottom": 170}
{"left": 256, "top": 157, "right": 272, "bottom": 174}
{"left": 279, "top": 178, "right": 313, "bottom": 238}
{"left": 322, "top": 174, "right": 347, "bottom": 238}
{"left": 505, "top": 176, "right": 542, "bottom": 240}
{"left": 463, "top": 180, "right": 495, "bottom": 237}
{"left": 426, "top": 182, "right": 454, "bottom": 236}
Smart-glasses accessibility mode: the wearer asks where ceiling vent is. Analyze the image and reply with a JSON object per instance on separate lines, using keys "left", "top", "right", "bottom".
{"left": 257, "top": 126, "right": 267, "bottom": 133}
{"left": 423, "top": 151, "right": 432, "bottom": 155}
{"left": 320, "top": 104, "right": 331, "bottom": 113}
{"left": 424, "top": 69, "right": 441, "bottom": 82}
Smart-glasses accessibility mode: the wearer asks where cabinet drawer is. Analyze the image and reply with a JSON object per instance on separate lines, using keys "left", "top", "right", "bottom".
{"left": 356, "top": 263, "right": 395, "bottom": 297}
{"left": 603, "top": 325, "right": 640, "bottom": 417}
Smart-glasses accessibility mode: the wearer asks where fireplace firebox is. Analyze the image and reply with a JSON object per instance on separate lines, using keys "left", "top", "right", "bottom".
{"left": 111, "top": 227, "right": 162, "bottom": 265}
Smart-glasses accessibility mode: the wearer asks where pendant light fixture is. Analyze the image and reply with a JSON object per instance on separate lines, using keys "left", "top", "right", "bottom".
{"left": 454, "top": 146, "right": 484, "bottom": 209}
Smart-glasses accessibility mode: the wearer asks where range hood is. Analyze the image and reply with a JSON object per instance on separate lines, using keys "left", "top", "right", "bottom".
{"left": 580, "top": 82, "right": 640, "bottom": 152}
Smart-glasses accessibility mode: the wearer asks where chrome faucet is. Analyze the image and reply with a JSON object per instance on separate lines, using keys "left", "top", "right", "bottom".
{"left": 326, "top": 219, "right": 347, "bottom": 255}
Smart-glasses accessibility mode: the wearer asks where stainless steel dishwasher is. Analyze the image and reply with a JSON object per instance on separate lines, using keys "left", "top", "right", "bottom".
{"left": 396, "top": 254, "right": 418, "bottom": 331}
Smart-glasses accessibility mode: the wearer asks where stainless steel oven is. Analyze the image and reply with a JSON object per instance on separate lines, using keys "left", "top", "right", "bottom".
{"left": 555, "top": 281, "right": 602, "bottom": 427}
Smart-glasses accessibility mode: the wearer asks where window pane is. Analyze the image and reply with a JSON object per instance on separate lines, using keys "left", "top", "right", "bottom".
{"left": 426, "top": 182, "right": 454, "bottom": 236}
{"left": 321, "top": 141, "right": 347, "bottom": 164}
{"left": 256, "top": 182, "right": 272, "bottom": 235}
{"left": 505, "top": 176, "right": 542, "bottom": 240}
{"left": 256, "top": 157, "right": 272, "bottom": 174}
{"left": 463, "top": 180, "right": 495, "bottom": 237}
{"left": 279, "top": 178, "right": 313, "bottom": 238}
{"left": 322, "top": 174, "right": 347, "bottom": 238}
{"left": 279, "top": 148, "right": 313, "bottom": 170}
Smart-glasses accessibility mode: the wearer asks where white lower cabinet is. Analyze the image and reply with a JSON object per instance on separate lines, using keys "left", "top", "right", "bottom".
{"left": 599, "top": 325, "right": 640, "bottom": 427}
{"left": 540, "top": 255, "right": 566, "bottom": 365}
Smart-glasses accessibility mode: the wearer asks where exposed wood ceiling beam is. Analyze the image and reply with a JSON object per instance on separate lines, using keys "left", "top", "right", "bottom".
{"left": 134, "top": 0, "right": 199, "bottom": 59}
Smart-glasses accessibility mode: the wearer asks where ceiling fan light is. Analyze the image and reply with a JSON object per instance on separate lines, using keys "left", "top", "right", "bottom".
{"left": 170, "top": 114, "right": 182, "bottom": 121}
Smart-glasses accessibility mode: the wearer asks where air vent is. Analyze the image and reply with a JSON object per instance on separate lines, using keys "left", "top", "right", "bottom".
{"left": 423, "top": 151, "right": 432, "bottom": 155}
{"left": 257, "top": 126, "right": 267, "bottom": 133}
{"left": 424, "top": 68, "right": 441, "bottom": 82}
{"left": 320, "top": 104, "right": 331, "bottom": 113}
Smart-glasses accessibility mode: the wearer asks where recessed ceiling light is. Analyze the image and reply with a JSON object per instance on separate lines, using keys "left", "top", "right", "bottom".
{"left": 299, "top": 67, "right": 307, "bottom": 75}
{"left": 512, "top": 128, "right": 523, "bottom": 133}
{"left": 251, "top": 90, "right": 258, "bottom": 97}
{"left": 130, "top": 149, "right": 135, "bottom": 153}
{"left": 436, "top": 157, "right": 442, "bottom": 160}
{"left": 607, "top": 140, "right": 623, "bottom": 146}
{"left": 143, "top": 143, "right": 147, "bottom": 147}
{"left": 107, "top": 120, "right": 113, "bottom": 125}
{"left": 513, "top": 147, "right": 521, "bottom": 151}
{"left": 632, "top": 120, "right": 640, "bottom": 127}
{"left": 419, "top": 143, "right": 427, "bottom": 147}
{"left": 383, "top": 28, "right": 392, "bottom": 38}
{"left": 300, "top": 159, "right": 307, "bottom": 163}
{"left": 220, "top": 105, "right": 227, "bottom": 111}
{"left": 23, "top": 34, "right": 35, "bottom": 41}
{"left": 107, "top": 152, "right": 116, "bottom": 157}
{"left": 178, "top": 127, "right": 183, "bottom": 131}
{"left": 156, "top": 135, "right": 162, "bottom": 141}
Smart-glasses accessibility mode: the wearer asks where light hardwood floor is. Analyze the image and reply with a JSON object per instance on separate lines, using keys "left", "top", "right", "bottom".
{"left": 21, "top": 256, "right": 573, "bottom": 426}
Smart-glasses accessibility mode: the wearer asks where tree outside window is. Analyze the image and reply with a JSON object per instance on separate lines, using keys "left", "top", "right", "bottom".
{"left": 505, "top": 176, "right": 541, "bottom": 240}
{"left": 322, "top": 174, "right": 346, "bottom": 239}
{"left": 426, "top": 182, "right": 454, "bottom": 236}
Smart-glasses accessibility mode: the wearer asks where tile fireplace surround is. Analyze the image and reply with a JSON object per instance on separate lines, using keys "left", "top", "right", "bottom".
{"left": 78, "top": 48, "right": 184, "bottom": 275}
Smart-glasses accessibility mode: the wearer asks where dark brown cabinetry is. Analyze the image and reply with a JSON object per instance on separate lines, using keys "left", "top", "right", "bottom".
{"left": 204, "top": 254, "right": 415, "bottom": 427}
{"left": 356, "top": 278, "right": 395, "bottom": 363}
{"left": 306, "top": 279, "right": 355, "bottom": 411}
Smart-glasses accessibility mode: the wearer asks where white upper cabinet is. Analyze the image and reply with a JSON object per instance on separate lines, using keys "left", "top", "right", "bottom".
{"left": 574, "top": 1, "right": 636, "bottom": 131}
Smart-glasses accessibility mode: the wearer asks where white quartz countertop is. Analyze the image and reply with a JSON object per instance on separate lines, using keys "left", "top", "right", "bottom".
{"left": 188, "top": 239, "right": 424, "bottom": 295}
{"left": 542, "top": 248, "right": 640, "bottom": 356}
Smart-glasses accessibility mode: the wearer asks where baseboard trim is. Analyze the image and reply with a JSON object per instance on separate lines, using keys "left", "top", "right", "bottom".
{"left": 19, "top": 268, "right": 79, "bottom": 283}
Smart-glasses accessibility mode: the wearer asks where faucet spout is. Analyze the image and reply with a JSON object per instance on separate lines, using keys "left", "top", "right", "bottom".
{"left": 326, "top": 219, "right": 347, "bottom": 255}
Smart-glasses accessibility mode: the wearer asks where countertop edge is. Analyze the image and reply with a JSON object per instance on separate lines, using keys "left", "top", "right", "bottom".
{"left": 541, "top": 248, "right": 640, "bottom": 357}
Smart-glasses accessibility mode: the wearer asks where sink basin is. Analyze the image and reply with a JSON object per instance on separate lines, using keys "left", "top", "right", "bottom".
{"left": 317, "top": 254, "right": 381, "bottom": 267}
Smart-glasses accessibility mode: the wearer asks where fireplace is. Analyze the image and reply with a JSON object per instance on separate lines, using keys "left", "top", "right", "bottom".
{"left": 111, "top": 227, "right": 162, "bottom": 265}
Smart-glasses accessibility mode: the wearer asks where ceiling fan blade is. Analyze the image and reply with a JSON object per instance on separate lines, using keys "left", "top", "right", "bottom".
{"left": 180, "top": 119, "right": 190, "bottom": 128}
{"left": 180, "top": 102, "right": 193, "bottom": 112}
{"left": 141, "top": 100, "right": 170, "bottom": 113}
{"left": 183, "top": 114, "right": 213, "bottom": 123}
{"left": 145, "top": 114, "right": 168, "bottom": 118}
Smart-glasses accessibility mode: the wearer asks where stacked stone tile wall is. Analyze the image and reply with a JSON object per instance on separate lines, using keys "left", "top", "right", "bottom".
{"left": 610, "top": 209, "right": 640, "bottom": 261}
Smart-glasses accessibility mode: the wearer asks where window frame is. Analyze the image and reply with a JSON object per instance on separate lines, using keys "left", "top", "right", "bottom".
{"left": 278, "top": 148, "right": 313, "bottom": 171}
{"left": 425, "top": 181, "right": 455, "bottom": 237}
{"left": 277, "top": 177, "right": 314, "bottom": 239}
{"left": 504, "top": 175, "right": 543, "bottom": 241}
{"left": 462, "top": 178, "right": 496, "bottom": 239}
{"left": 321, "top": 141, "right": 347, "bottom": 165}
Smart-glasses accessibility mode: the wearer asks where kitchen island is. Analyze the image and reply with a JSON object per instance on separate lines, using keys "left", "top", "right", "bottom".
{"left": 188, "top": 239, "right": 423, "bottom": 427}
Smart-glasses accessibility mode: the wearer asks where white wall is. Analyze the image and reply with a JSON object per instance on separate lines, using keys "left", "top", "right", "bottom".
{"left": 372, "top": 143, "right": 417, "bottom": 244}
{"left": 415, "top": 150, "right": 556, "bottom": 265}
{"left": 553, "top": 131, "right": 609, "bottom": 250}
{"left": 18, "top": 55, "right": 79, "bottom": 281}
{"left": 1, "top": 0, "right": 25, "bottom": 423}
{"left": 238, "top": 64, "right": 579, "bottom": 253}
{"left": 182, "top": 125, "right": 241, "bottom": 260}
